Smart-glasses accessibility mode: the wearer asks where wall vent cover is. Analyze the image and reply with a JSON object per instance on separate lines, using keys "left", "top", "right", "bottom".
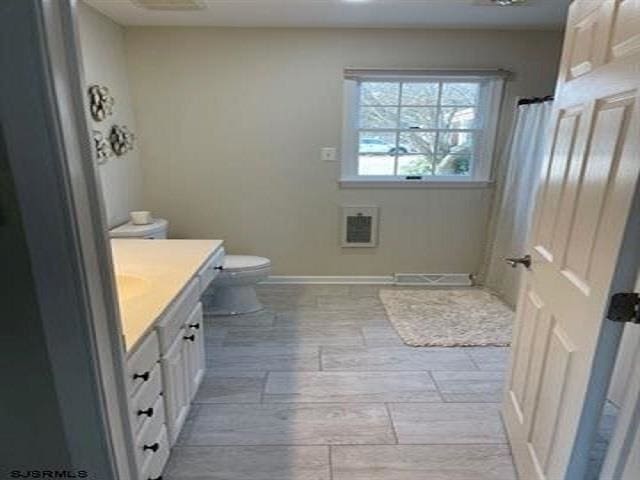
{"left": 342, "top": 206, "right": 378, "bottom": 248}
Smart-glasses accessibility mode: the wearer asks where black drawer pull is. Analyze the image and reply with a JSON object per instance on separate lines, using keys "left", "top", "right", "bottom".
{"left": 183, "top": 334, "right": 196, "bottom": 342}
{"left": 188, "top": 323, "right": 200, "bottom": 330}
{"left": 149, "top": 477, "right": 162, "bottom": 480}
{"left": 214, "top": 265, "right": 224, "bottom": 271}
{"left": 137, "top": 407, "right": 154, "bottom": 417}
{"left": 133, "top": 371, "right": 150, "bottom": 382}
{"left": 143, "top": 442, "right": 159, "bottom": 452}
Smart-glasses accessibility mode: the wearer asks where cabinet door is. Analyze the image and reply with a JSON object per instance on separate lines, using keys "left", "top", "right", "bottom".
{"left": 161, "top": 331, "right": 190, "bottom": 445}
{"left": 184, "top": 303, "right": 206, "bottom": 400}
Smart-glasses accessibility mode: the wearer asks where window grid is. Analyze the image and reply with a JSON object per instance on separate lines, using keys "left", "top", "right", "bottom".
{"left": 357, "top": 80, "right": 481, "bottom": 177}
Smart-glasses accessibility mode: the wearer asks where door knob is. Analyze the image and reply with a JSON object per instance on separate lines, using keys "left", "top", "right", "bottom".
{"left": 505, "top": 254, "right": 532, "bottom": 269}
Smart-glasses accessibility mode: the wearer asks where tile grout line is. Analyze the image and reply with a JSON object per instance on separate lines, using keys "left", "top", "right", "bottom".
{"left": 172, "top": 442, "right": 512, "bottom": 448}
{"left": 426, "top": 370, "right": 446, "bottom": 402}
{"left": 184, "top": 287, "right": 514, "bottom": 476}
{"left": 358, "top": 326, "right": 367, "bottom": 348}
{"left": 466, "top": 350, "right": 483, "bottom": 371}
{"left": 193, "top": 400, "right": 503, "bottom": 405}
{"left": 192, "top": 400, "right": 501, "bottom": 405}
{"left": 259, "top": 371, "right": 269, "bottom": 403}
{"left": 384, "top": 402, "right": 400, "bottom": 445}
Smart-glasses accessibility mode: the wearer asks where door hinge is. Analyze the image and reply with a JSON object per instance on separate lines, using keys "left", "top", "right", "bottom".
{"left": 607, "top": 293, "right": 640, "bottom": 324}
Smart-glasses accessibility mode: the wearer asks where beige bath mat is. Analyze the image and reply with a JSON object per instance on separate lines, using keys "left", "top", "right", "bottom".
{"left": 379, "top": 288, "right": 514, "bottom": 347}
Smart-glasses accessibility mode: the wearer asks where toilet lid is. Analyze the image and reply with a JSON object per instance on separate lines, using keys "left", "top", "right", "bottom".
{"left": 223, "top": 255, "right": 271, "bottom": 272}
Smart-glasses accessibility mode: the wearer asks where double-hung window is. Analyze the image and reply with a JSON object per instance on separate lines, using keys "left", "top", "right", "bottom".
{"left": 341, "top": 69, "right": 506, "bottom": 186}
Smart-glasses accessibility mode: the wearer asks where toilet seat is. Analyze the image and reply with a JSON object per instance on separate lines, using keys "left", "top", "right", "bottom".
{"left": 222, "top": 255, "right": 271, "bottom": 272}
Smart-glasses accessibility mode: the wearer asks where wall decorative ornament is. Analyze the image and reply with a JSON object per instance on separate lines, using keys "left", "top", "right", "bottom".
{"left": 92, "top": 130, "right": 112, "bottom": 164}
{"left": 109, "top": 124, "right": 135, "bottom": 156}
{"left": 88, "top": 84, "right": 114, "bottom": 121}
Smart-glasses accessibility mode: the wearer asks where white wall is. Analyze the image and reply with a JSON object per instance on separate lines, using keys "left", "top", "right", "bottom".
{"left": 78, "top": 2, "right": 143, "bottom": 228}
{"left": 124, "top": 27, "right": 563, "bottom": 275}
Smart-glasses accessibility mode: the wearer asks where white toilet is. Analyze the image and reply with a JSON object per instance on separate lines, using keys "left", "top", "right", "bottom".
{"left": 202, "top": 255, "right": 272, "bottom": 316}
{"left": 109, "top": 217, "right": 272, "bottom": 316}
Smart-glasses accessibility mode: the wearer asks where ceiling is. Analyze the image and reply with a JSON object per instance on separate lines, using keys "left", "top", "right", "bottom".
{"left": 84, "top": 0, "right": 570, "bottom": 30}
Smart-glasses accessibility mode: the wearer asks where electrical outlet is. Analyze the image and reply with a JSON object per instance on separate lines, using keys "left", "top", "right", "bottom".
{"left": 321, "top": 147, "right": 337, "bottom": 162}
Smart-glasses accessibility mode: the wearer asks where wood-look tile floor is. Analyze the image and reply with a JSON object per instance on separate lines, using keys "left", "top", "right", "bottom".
{"left": 165, "top": 284, "right": 517, "bottom": 480}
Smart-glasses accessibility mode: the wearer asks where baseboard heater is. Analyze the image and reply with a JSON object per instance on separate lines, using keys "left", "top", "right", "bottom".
{"left": 263, "top": 274, "right": 474, "bottom": 286}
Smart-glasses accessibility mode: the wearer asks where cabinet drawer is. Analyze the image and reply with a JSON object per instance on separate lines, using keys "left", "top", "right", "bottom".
{"left": 126, "top": 331, "right": 160, "bottom": 393}
{"left": 130, "top": 363, "right": 163, "bottom": 433}
{"left": 198, "top": 247, "right": 225, "bottom": 294}
{"left": 135, "top": 395, "right": 166, "bottom": 473}
{"left": 156, "top": 277, "right": 200, "bottom": 353}
{"left": 140, "top": 426, "right": 170, "bottom": 480}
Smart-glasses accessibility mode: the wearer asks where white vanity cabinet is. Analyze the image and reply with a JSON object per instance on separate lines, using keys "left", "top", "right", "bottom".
{"left": 123, "top": 244, "right": 224, "bottom": 479}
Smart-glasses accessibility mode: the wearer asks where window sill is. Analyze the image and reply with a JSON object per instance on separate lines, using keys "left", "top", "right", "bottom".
{"left": 338, "top": 178, "right": 494, "bottom": 189}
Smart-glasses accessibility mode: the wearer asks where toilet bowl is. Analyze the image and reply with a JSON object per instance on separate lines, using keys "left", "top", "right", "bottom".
{"left": 202, "top": 255, "right": 272, "bottom": 315}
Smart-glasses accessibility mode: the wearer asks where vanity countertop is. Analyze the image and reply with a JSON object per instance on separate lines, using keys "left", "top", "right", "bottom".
{"left": 111, "top": 238, "right": 224, "bottom": 351}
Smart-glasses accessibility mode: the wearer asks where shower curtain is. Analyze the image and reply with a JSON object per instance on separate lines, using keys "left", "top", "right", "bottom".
{"left": 485, "top": 100, "right": 553, "bottom": 306}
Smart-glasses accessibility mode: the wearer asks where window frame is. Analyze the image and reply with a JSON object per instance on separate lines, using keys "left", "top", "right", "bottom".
{"left": 340, "top": 71, "right": 505, "bottom": 187}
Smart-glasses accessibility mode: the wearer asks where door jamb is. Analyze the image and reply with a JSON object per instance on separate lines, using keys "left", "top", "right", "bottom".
{"left": 2, "top": 0, "right": 137, "bottom": 477}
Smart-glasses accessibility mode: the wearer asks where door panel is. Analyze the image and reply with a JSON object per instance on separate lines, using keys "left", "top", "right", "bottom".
{"left": 549, "top": 106, "right": 591, "bottom": 267}
{"left": 563, "top": 97, "right": 632, "bottom": 286}
{"left": 503, "top": 0, "right": 640, "bottom": 478}
{"left": 528, "top": 323, "right": 575, "bottom": 474}
{"left": 565, "top": 2, "right": 613, "bottom": 81}
{"left": 568, "top": 9, "right": 600, "bottom": 78}
{"left": 534, "top": 109, "right": 584, "bottom": 262}
{"left": 610, "top": 0, "right": 640, "bottom": 60}
{"left": 510, "top": 288, "right": 545, "bottom": 422}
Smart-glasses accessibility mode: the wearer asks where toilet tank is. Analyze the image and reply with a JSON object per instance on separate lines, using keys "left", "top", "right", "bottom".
{"left": 109, "top": 218, "right": 169, "bottom": 239}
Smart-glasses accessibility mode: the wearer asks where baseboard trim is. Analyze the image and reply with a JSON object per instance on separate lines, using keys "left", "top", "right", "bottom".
{"left": 263, "top": 274, "right": 474, "bottom": 286}
{"left": 394, "top": 273, "right": 473, "bottom": 286}
{"left": 263, "top": 275, "right": 395, "bottom": 285}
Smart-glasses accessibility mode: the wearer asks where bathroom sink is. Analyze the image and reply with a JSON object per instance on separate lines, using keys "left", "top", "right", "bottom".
{"left": 115, "top": 273, "right": 151, "bottom": 301}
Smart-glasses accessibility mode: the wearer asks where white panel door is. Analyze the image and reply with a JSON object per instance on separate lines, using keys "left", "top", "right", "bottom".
{"left": 503, "top": 1, "right": 640, "bottom": 479}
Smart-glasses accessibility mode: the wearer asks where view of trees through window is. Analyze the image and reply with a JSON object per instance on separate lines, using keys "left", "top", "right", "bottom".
{"left": 357, "top": 80, "right": 480, "bottom": 176}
